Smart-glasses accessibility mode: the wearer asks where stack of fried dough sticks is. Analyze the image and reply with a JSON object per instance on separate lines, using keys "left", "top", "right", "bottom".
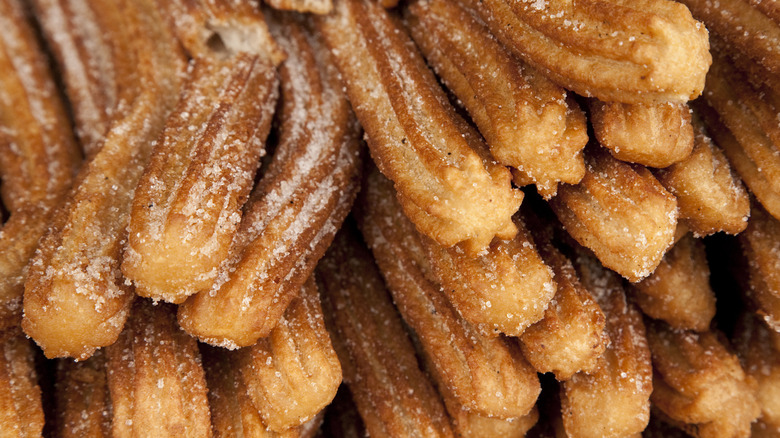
{"left": 0, "top": 0, "right": 778, "bottom": 436}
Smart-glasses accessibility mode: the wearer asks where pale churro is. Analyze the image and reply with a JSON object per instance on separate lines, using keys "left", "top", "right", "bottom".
{"left": 22, "top": 0, "right": 186, "bottom": 360}
{"left": 0, "top": 0, "right": 81, "bottom": 331}
{"left": 405, "top": 0, "right": 587, "bottom": 198}
{"left": 589, "top": 101, "right": 694, "bottom": 168}
{"left": 733, "top": 312, "right": 780, "bottom": 437}
{"left": 123, "top": 53, "right": 278, "bottom": 304}
{"left": 550, "top": 148, "right": 678, "bottom": 282}
{"left": 317, "top": 227, "right": 455, "bottom": 438}
{"left": 518, "top": 240, "right": 608, "bottom": 381}
{"left": 358, "top": 170, "right": 540, "bottom": 419}
{"left": 647, "top": 320, "right": 760, "bottom": 438}
{"left": 562, "top": 253, "right": 652, "bottom": 438}
{"left": 654, "top": 117, "right": 750, "bottom": 236}
{"left": 0, "top": 331, "right": 44, "bottom": 438}
{"left": 236, "top": 278, "right": 341, "bottom": 432}
{"left": 631, "top": 232, "right": 716, "bottom": 331}
{"left": 455, "top": 0, "right": 711, "bottom": 103}
{"left": 106, "top": 300, "right": 211, "bottom": 438}
{"left": 265, "top": 0, "right": 332, "bottom": 14}
{"left": 739, "top": 202, "right": 780, "bottom": 332}
{"left": 317, "top": 0, "right": 521, "bottom": 254}
{"left": 55, "top": 351, "right": 112, "bottom": 437}
{"left": 698, "top": 50, "right": 780, "bottom": 219}
{"left": 178, "top": 15, "right": 362, "bottom": 348}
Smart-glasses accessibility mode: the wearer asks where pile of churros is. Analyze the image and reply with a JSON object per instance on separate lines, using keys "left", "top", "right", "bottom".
{"left": 0, "top": 0, "right": 779, "bottom": 436}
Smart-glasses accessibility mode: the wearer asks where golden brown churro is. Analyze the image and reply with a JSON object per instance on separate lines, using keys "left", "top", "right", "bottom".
{"left": 0, "top": 0, "right": 81, "bottom": 331}
{"left": 106, "top": 300, "right": 211, "bottom": 438}
{"left": 550, "top": 148, "right": 678, "bottom": 282}
{"left": 739, "top": 202, "right": 780, "bottom": 331}
{"left": 55, "top": 351, "right": 112, "bottom": 437}
{"left": 647, "top": 320, "right": 760, "bottom": 438}
{"left": 589, "top": 101, "right": 694, "bottom": 168}
{"left": 358, "top": 171, "right": 540, "bottom": 419}
{"left": 123, "top": 53, "right": 279, "bottom": 304}
{"left": 562, "top": 253, "right": 652, "bottom": 438}
{"left": 317, "top": 227, "right": 455, "bottom": 438}
{"left": 178, "top": 16, "right": 362, "bottom": 348}
{"left": 22, "top": 0, "right": 186, "bottom": 360}
{"left": 455, "top": 0, "right": 711, "bottom": 103}
{"left": 404, "top": 0, "right": 587, "bottom": 198}
{"left": 631, "top": 233, "right": 716, "bottom": 331}
{"left": 236, "top": 278, "right": 341, "bottom": 432}
{"left": 698, "top": 50, "right": 780, "bottom": 219}
{"left": 518, "top": 241, "right": 608, "bottom": 381}
{"left": 317, "top": 0, "right": 521, "bottom": 254}
{"left": 733, "top": 313, "right": 780, "bottom": 437}
{"left": 0, "top": 331, "right": 44, "bottom": 438}
{"left": 654, "top": 118, "right": 750, "bottom": 236}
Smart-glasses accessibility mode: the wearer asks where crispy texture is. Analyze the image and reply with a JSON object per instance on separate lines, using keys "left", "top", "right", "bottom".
{"left": 734, "top": 313, "right": 780, "bottom": 437}
{"left": 0, "top": 332, "right": 44, "bottom": 438}
{"left": 654, "top": 118, "right": 750, "bottom": 236}
{"left": 404, "top": 0, "right": 587, "bottom": 198}
{"left": 204, "top": 345, "right": 319, "bottom": 438}
{"left": 317, "top": 227, "right": 455, "bottom": 438}
{"left": 550, "top": 148, "right": 678, "bottom": 282}
{"left": 455, "top": 0, "right": 710, "bottom": 103}
{"left": 631, "top": 232, "right": 716, "bottom": 331}
{"left": 55, "top": 351, "right": 112, "bottom": 437}
{"left": 589, "top": 101, "right": 694, "bottom": 168}
{"left": 518, "top": 242, "right": 608, "bottom": 381}
{"left": 358, "top": 171, "right": 540, "bottom": 419}
{"left": 106, "top": 300, "right": 211, "bottom": 438}
{"left": 317, "top": 0, "right": 522, "bottom": 254}
{"left": 30, "top": 0, "right": 139, "bottom": 156}
{"left": 679, "top": 0, "right": 780, "bottom": 88}
{"left": 236, "top": 278, "right": 341, "bottom": 432}
{"left": 739, "top": 202, "right": 780, "bottom": 332}
{"left": 22, "top": 0, "right": 186, "bottom": 360}
{"left": 647, "top": 320, "right": 760, "bottom": 438}
{"left": 265, "top": 0, "right": 332, "bottom": 14}
{"left": 178, "top": 16, "right": 362, "bottom": 348}
{"left": 0, "top": 0, "right": 81, "bottom": 331}
{"left": 562, "top": 253, "right": 652, "bottom": 438}
{"left": 698, "top": 50, "right": 780, "bottom": 219}
{"left": 123, "top": 53, "right": 278, "bottom": 303}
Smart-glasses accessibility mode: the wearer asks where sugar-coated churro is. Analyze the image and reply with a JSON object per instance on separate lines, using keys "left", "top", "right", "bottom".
{"left": 236, "top": 278, "right": 341, "bottom": 432}
{"left": 550, "top": 148, "right": 678, "bottom": 282}
{"left": 317, "top": 0, "right": 522, "bottom": 254}
{"left": 405, "top": 0, "right": 587, "bottom": 198}
{"left": 317, "top": 227, "right": 455, "bottom": 438}
{"left": 589, "top": 101, "right": 694, "bottom": 168}
{"left": 106, "top": 300, "right": 211, "bottom": 438}
{"left": 178, "top": 15, "right": 362, "bottom": 348}
{"left": 739, "top": 202, "right": 780, "bottom": 332}
{"left": 55, "top": 351, "right": 112, "bottom": 437}
{"left": 0, "top": 331, "right": 44, "bottom": 438}
{"left": 455, "top": 0, "right": 711, "bottom": 103}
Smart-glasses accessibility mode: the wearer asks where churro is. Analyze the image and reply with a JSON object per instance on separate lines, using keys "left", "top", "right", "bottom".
{"left": 317, "top": 227, "right": 455, "bottom": 438}
{"left": 55, "top": 351, "right": 112, "bottom": 437}
{"left": 647, "top": 320, "right": 760, "bottom": 438}
{"left": 589, "top": 101, "right": 694, "bottom": 168}
{"left": 317, "top": 0, "right": 521, "bottom": 254}
{"left": 404, "top": 0, "right": 587, "bottom": 198}
{"left": 550, "top": 148, "right": 678, "bottom": 282}
{"left": 0, "top": 331, "right": 44, "bottom": 438}
{"left": 739, "top": 202, "right": 780, "bottom": 331}
{"left": 455, "top": 0, "right": 711, "bottom": 103}
{"left": 562, "top": 252, "right": 652, "bottom": 438}
{"left": 236, "top": 278, "right": 341, "bottom": 432}
{"left": 654, "top": 118, "right": 750, "bottom": 236}
{"left": 358, "top": 170, "right": 540, "bottom": 419}
{"left": 265, "top": 0, "right": 332, "bottom": 14}
{"left": 178, "top": 15, "right": 362, "bottom": 348}
{"left": 105, "top": 300, "right": 211, "bottom": 438}
{"left": 0, "top": 0, "right": 81, "bottom": 331}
